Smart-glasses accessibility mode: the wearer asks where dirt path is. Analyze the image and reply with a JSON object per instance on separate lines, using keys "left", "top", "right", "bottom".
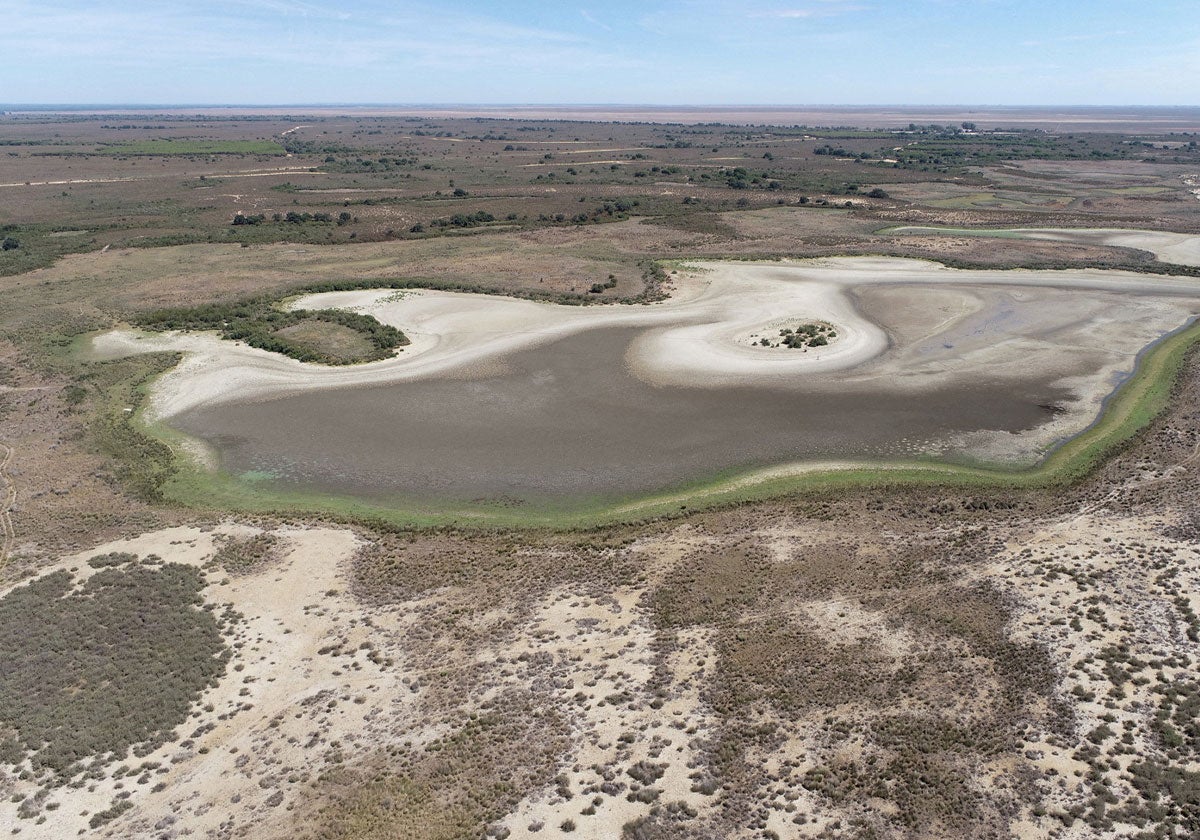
{"left": 0, "top": 167, "right": 320, "bottom": 189}
{"left": 0, "top": 440, "right": 15, "bottom": 566}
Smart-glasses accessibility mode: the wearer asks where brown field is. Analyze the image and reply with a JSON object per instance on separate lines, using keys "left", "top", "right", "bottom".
{"left": 2, "top": 109, "right": 1200, "bottom": 839}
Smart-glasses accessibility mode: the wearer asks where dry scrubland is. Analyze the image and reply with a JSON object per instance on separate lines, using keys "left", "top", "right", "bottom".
{"left": 1, "top": 110, "right": 1200, "bottom": 838}
{"left": 6, "top": 380, "right": 1200, "bottom": 839}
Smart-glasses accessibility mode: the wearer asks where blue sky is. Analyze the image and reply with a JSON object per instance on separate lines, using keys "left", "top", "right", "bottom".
{"left": 2, "top": 0, "right": 1197, "bottom": 105}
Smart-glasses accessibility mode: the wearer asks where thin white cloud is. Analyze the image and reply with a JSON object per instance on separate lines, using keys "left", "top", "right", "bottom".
{"left": 580, "top": 9, "right": 612, "bottom": 31}
{"left": 2, "top": 0, "right": 1193, "bottom": 106}
{"left": 0, "top": 0, "right": 648, "bottom": 103}
{"left": 224, "top": 0, "right": 334, "bottom": 16}
{"left": 1019, "top": 29, "right": 1131, "bottom": 48}
{"left": 750, "top": 0, "right": 867, "bottom": 18}
{"left": 1, "top": 2, "right": 600, "bottom": 67}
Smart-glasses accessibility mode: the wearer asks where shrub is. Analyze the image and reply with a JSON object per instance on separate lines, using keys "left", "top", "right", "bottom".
{"left": 0, "top": 562, "right": 232, "bottom": 777}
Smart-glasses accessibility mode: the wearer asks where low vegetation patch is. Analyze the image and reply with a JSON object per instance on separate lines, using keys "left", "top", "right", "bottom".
{"left": 0, "top": 558, "right": 233, "bottom": 778}
{"left": 87, "top": 354, "right": 181, "bottom": 501}
{"left": 210, "top": 532, "right": 283, "bottom": 575}
{"left": 273, "top": 320, "right": 377, "bottom": 364}
{"left": 650, "top": 547, "right": 767, "bottom": 628}
{"left": 298, "top": 693, "right": 569, "bottom": 839}
{"left": 133, "top": 263, "right": 670, "bottom": 368}
{"left": 754, "top": 321, "right": 837, "bottom": 349}
{"left": 644, "top": 534, "right": 1062, "bottom": 836}
{"left": 96, "top": 139, "right": 284, "bottom": 156}
{"left": 135, "top": 299, "right": 408, "bottom": 365}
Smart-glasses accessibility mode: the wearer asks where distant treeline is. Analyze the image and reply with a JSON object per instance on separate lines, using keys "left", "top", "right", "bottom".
{"left": 232, "top": 211, "right": 353, "bottom": 225}
{"left": 411, "top": 210, "right": 495, "bottom": 232}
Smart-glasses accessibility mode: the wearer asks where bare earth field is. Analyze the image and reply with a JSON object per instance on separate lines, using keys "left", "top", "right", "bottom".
{"left": 3, "top": 110, "right": 1200, "bottom": 840}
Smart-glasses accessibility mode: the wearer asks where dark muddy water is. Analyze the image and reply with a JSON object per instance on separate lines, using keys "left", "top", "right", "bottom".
{"left": 171, "top": 327, "right": 1072, "bottom": 505}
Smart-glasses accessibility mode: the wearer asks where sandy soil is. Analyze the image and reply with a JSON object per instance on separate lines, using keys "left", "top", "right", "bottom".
{"left": 30, "top": 493, "right": 1194, "bottom": 840}
{"left": 0, "top": 522, "right": 737, "bottom": 839}
{"left": 0, "top": 523, "right": 397, "bottom": 839}
{"left": 1003, "top": 229, "right": 1200, "bottom": 267}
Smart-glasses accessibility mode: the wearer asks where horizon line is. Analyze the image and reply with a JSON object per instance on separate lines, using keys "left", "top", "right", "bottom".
{"left": 3, "top": 102, "right": 1199, "bottom": 110}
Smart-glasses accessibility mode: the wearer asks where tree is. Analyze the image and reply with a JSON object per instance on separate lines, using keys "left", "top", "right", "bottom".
{"left": 1, "top": 237, "right": 18, "bottom": 251}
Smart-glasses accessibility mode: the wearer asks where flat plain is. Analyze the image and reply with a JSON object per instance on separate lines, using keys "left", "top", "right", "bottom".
{"left": 3, "top": 107, "right": 1200, "bottom": 839}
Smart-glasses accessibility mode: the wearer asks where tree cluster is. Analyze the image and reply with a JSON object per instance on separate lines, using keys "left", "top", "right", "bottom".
{"left": 136, "top": 298, "right": 409, "bottom": 365}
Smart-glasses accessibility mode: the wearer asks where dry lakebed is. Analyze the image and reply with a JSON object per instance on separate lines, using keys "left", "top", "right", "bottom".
{"left": 90, "top": 249, "right": 1200, "bottom": 514}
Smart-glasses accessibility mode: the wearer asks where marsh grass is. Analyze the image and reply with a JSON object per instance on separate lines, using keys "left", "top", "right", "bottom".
{"left": 86, "top": 353, "right": 181, "bottom": 501}
{"left": 273, "top": 320, "right": 376, "bottom": 364}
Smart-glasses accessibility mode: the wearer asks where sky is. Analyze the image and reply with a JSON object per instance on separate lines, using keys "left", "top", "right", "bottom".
{"left": 1, "top": 0, "right": 1197, "bottom": 106}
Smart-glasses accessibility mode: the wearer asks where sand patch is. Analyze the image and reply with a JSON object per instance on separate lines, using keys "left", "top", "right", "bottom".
{"left": 0, "top": 523, "right": 426, "bottom": 840}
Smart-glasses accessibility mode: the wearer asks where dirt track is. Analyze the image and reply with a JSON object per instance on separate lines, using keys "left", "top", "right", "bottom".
{"left": 0, "top": 440, "right": 14, "bottom": 566}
